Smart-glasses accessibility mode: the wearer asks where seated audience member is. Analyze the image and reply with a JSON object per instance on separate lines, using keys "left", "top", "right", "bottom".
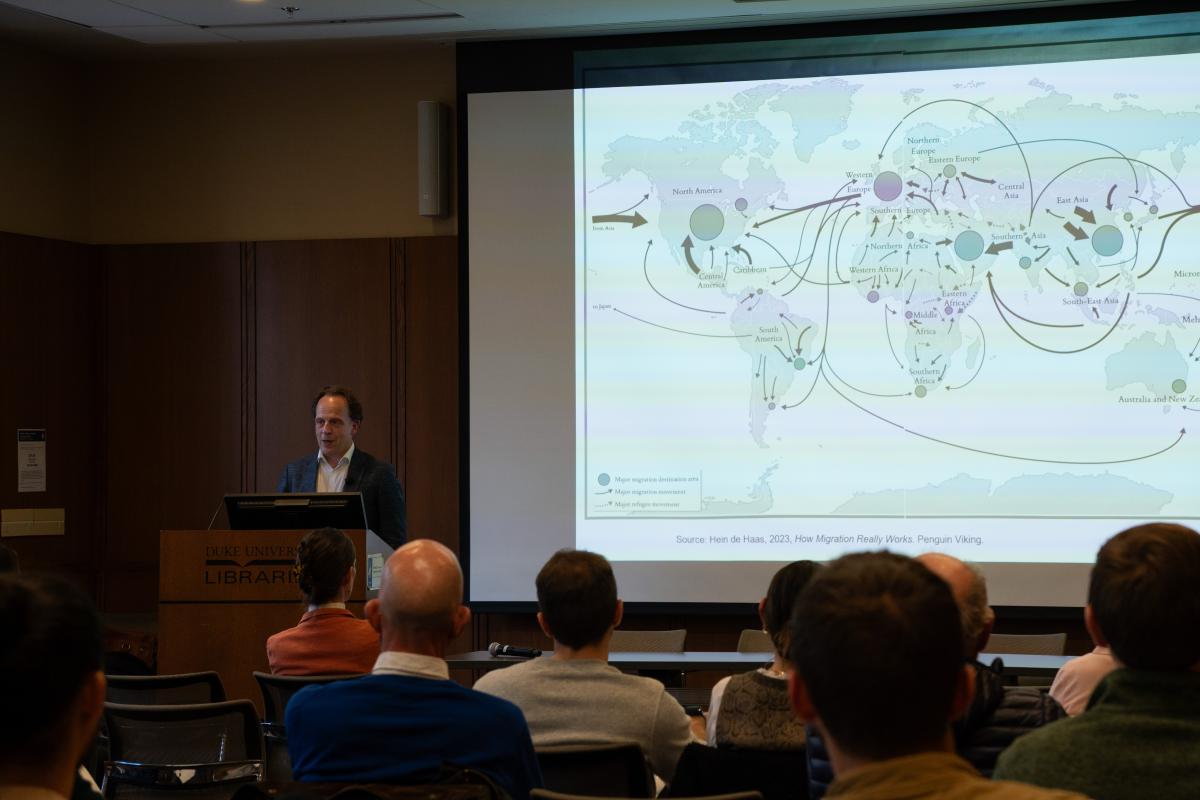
{"left": 475, "top": 549, "right": 693, "bottom": 781}
{"left": 0, "top": 574, "right": 106, "bottom": 800}
{"left": 994, "top": 523, "right": 1200, "bottom": 799}
{"left": 707, "top": 560, "right": 820, "bottom": 748}
{"left": 286, "top": 540, "right": 541, "bottom": 797}
{"left": 918, "top": 553, "right": 1065, "bottom": 775}
{"left": 1048, "top": 645, "right": 1117, "bottom": 717}
{"left": 788, "top": 552, "right": 1084, "bottom": 799}
{"left": 267, "top": 527, "right": 378, "bottom": 675}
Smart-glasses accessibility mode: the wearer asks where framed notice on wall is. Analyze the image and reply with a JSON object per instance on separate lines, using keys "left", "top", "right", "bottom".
{"left": 17, "top": 429, "right": 46, "bottom": 493}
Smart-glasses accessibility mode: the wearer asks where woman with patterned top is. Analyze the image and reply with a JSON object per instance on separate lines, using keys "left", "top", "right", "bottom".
{"left": 706, "top": 560, "right": 821, "bottom": 749}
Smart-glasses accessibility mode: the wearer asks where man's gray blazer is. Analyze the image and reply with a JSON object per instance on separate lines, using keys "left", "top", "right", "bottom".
{"left": 276, "top": 448, "right": 407, "bottom": 548}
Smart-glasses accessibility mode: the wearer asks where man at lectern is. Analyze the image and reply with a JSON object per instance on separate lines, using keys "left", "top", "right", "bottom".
{"left": 277, "top": 386, "right": 406, "bottom": 548}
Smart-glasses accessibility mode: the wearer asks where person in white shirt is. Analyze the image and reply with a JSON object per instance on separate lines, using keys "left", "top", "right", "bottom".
{"left": 0, "top": 574, "right": 106, "bottom": 800}
{"left": 1049, "top": 645, "right": 1118, "bottom": 716}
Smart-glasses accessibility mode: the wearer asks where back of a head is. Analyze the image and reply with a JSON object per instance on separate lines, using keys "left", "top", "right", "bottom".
{"left": 1089, "top": 522, "right": 1200, "bottom": 670}
{"left": 0, "top": 573, "right": 103, "bottom": 764}
{"left": 762, "top": 560, "right": 822, "bottom": 655}
{"left": 916, "top": 552, "right": 990, "bottom": 659}
{"left": 296, "top": 527, "right": 355, "bottom": 605}
{"left": 788, "top": 551, "right": 964, "bottom": 760}
{"left": 379, "top": 539, "right": 463, "bottom": 638}
{"left": 536, "top": 549, "right": 617, "bottom": 649}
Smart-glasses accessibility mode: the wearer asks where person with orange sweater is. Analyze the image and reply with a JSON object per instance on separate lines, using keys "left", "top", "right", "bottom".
{"left": 267, "top": 527, "right": 378, "bottom": 675}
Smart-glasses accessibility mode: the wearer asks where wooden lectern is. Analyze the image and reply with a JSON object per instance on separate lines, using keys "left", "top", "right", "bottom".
{"left": 158, "top": 529, "right": 368, "bottom": 712}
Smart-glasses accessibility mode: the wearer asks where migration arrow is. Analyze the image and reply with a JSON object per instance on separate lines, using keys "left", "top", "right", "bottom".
{"left": 753, "top": 192, "right": 863, "bottom": 228}
{"left": 681, "top": 236, "right": 701, "bottom": 274}
{"left": 591, "top": 211, "right": 647, "bottom": 228}
{"left": 642, "top": 241, "right": 725, "bottom": 315}
{"left": 985, "top": 241, "right": 1013, "bottom": 255}
{"left": 1074, "top": 206, "right": 1096, "bottom": 225}
{"left": 987, "top": 273, "right": 1083, "bottom": 328}
{"left": 1105, "top": 185, "right": 1117, "bottom": 211}
{"left": 1063, "top": 222, "right": 1088, "bottom": 241}
{"left": 732, "top": 244, "right": 753, "bottom": 264}
{"left": 907, "top": 191, "right": 938, "bottom": 212}
{"left": 946, "top": 315, "right": 986, "bottom": 391}
{"left": 962, "top": 172, "right": 995, "bottom": 185}
{"left": 1043, "top": 268, "right": 1070, "bottom": 287}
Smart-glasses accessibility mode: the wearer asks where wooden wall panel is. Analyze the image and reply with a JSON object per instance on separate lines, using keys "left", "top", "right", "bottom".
{"left": 253, "top": 239, "right": 398, "bottom": 491}
{"left": 0, "top": 231, "right": 99, "bottom": 592}
{"left": 402, "top": 236, "right": 458, "bottom": 549}
{"left": 101, "top": 242, "right": 243, "bottom": 611}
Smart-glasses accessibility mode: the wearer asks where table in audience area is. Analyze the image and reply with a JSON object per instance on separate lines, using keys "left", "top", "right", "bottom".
{"left": 446, "top": 650, "right": 1071, "bottom": 678}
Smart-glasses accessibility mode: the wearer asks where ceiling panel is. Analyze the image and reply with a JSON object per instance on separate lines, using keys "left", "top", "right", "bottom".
{"left": 1, "top": 0, "right": 171, "bottom": 27}
{"left": 95, "top": 25, "right": 236, "bottom": 44}
{"left": 119, "top": 0, "right": 451, "bottom": 27}
{"left": 215, "top": 16, "right": 486, "bottom": 42}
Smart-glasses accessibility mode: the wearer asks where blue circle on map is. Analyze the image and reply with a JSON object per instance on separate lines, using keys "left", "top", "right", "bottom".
{"left": 1092, "top": 225, "right": 1124, "bottom": 257}
{"left": 867, "top": 290, "right": 880, "bottom": 303}
{"left": 874, "top": 172, "right": 903, "bottom": 202}
{"left": 597, "top": 473, "right": 611, "bottom": 487}
{"left": 735, "top": 197, "right": 748, "bottom": 212}
{"left": 794, "top": 358, "right": 807, "bottom": 371}
{"left": 690, "top": 204, "right": 725, "bottom": 241}
{"left": 954, "top": 230, "right": 986, "bottom": 261}
{"left": 1019, "top": 256, "right": 1032, "bottom": 269}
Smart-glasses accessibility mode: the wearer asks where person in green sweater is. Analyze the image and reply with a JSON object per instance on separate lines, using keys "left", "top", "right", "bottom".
{"left": 993, "top": 522, "right": 1200, "bottom": 800}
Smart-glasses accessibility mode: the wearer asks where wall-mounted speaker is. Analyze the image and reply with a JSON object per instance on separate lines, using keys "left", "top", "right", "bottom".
{"left": 417, "top": 100, "right": 450, "bottom": 217}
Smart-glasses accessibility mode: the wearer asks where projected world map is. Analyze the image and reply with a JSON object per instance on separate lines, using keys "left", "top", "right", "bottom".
{"left": 577, "top": 54, "right": 1198, "bottom": 560}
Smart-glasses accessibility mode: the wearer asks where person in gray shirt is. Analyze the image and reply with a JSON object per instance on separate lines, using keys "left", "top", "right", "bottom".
{"left": 475, "top": 549, "right": 694, "bottom": 781}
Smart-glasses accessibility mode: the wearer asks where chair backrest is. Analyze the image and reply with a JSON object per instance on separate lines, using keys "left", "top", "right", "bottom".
{"left": 535, "top": 791, "right": 761, "bottom": 800}
{"left": 665, "top": 742, "right": 804, "bottom": 800}
{"left": 609, "top": 629, "right": 687, "bottom": 653}
{"left": 985, "top": 632, "right": 1068, "bottom": 656}
{"left": 102, "top": 760, "right": 261, "bottom": 800}
{"left": 104, "top": 700, "right": 262, "bottom": 764}
{"left": 106, "top": 672, "right": 226, "bottom": 705}
{"left": 252, "top": 670, "right": 365, "bottom": 724}
{"left": 536, "top": 743, "right": 655, "bottom": 798}
{"left": 735, "top": 630, "right": 774, "bottom": 654}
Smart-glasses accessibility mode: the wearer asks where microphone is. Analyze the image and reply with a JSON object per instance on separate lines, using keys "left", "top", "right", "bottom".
{"left": 488, "top": 642, "right": 543, "bottom": 659}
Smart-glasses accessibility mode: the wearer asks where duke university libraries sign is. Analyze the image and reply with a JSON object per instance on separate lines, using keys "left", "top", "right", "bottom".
{"left": 203, "top": 542, "right": 297, "bottom": 586}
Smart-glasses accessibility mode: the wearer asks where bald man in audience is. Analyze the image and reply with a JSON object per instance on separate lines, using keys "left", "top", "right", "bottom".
{"left": 286, "top": 540, "right": 541, "bottom": 796}
{"left": 0, "top": 574, "right": 106, "bottom": 800}
{"left": 916, "top": 553, "right": 1064, "bottom": 776}
{"left": 994, "top": 523, "right": 1200, "bottom": 799}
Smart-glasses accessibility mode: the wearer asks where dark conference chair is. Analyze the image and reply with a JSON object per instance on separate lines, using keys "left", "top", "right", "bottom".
{"left": 665, "top": 743, "right": 808, "bottom": 800}
{"left": 103, "top": 700, "right": 262, "bottom": 765}
{"left": 536, "top": 743, "right": 656, "bottom": 798}
{"left": 106, "top": 672, "right": 227, "bottom": 705}
{"left": 252, "top": 671, "right": 365, "bottom": 781}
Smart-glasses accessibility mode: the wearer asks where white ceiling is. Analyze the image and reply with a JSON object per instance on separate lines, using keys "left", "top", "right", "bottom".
{"left": 0, "top": 0, "right": 1122, "bottom": 50}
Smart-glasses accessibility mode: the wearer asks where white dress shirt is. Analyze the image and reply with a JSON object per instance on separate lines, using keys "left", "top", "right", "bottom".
{"left": 316, "top": 443, "right": 355, "bottom": 493}
{"left": 372, "top": 650, "right": 450, "bottom": 681}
